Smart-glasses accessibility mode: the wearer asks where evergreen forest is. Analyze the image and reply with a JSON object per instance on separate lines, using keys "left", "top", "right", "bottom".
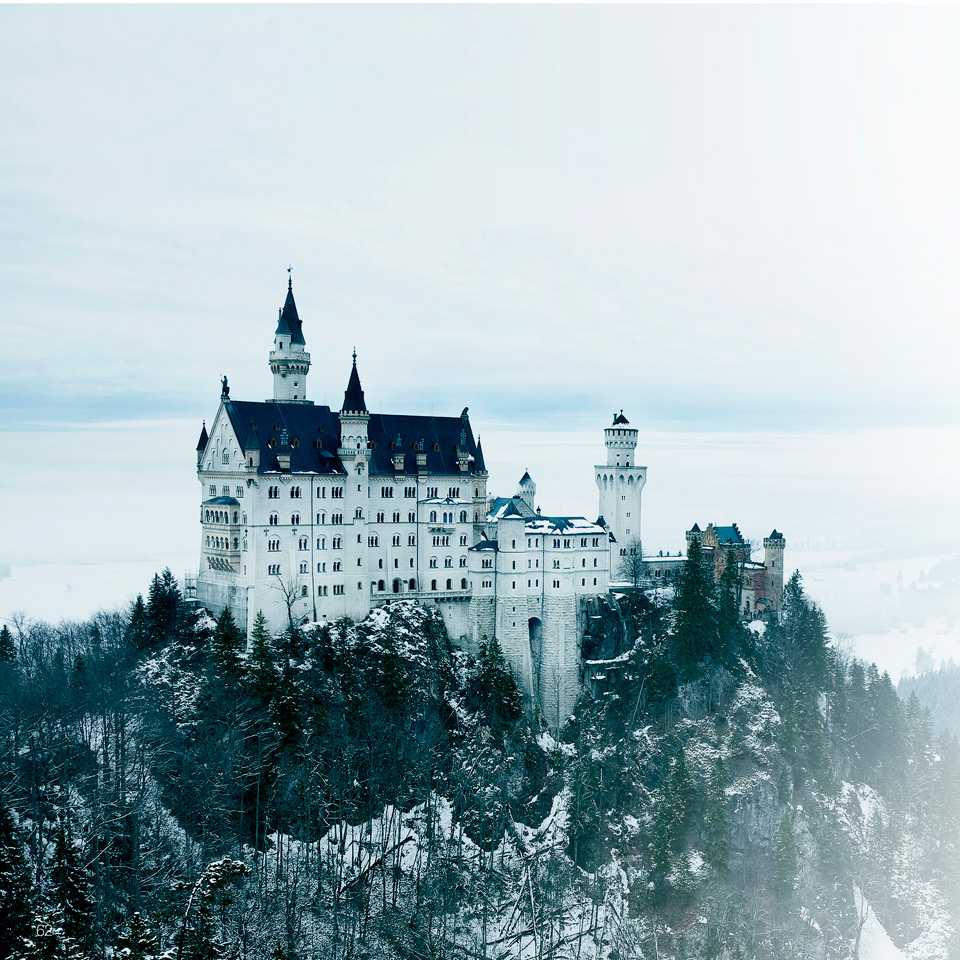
{"left": 1, "top": 542, "right": 959, "bottom": 959}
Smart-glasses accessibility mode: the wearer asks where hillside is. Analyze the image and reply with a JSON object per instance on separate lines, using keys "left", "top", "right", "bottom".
{"left": 0, "top": 544, "right": 958, "bottom": 959}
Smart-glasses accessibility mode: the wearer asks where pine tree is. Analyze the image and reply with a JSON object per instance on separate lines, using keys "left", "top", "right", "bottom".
{"left": 716, "top": 549, "right": 742, "bottom": 665}
{"left": 48, "top": 815, "right": 92, "bottom": 953}
{"left": 0, "top": 625, "right": 15, "bottom": 663}
{"left": 0, "top": 801, "right": 32, "bottom": 960}
{"left": 672, "top": 536, "right": 718, "bottom": 680}
{"left": 211, "top": 607, "right": 243, "bottom": 680}
{"left": 246, "top": 612, "right": 277, "bottom": 706}
{"left": 466, "top": 636, "right": 523, "bottom": 726}
{"left": 124, "top": 594, "right": 150, "bottom": 651}
{"left": 114, "top": 912, "right": 157, "bottom": 960}
{"left": 145, "top": 569, "right": 183, "bottom": 647}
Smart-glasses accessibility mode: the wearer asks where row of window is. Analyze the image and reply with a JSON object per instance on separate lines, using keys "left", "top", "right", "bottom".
{"left": 427, "top": 557, "right": 468, "bottom": 568}
{"left": 208, "top": 485, "right": 244, "bottom": 498}
{"left": 206, "top": 536, "right": 239, "bottom": 550}
{"left": 204, "top": 509, "right": 240, "bottom": 524}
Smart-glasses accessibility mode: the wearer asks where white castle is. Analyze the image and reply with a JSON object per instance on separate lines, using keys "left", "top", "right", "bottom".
{"left": 195, "top": 277, "right": 781, "bottom": 724}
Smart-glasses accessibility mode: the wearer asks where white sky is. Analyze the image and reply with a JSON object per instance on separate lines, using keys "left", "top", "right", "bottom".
{"left": 3, "top": 6, "right": 960, "bottom": 623}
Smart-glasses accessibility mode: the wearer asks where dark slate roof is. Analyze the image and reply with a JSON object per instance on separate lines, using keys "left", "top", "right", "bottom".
{"left": 203, "top": 496, "right": 240, "bottom": 506}
{"left": 613, "top": 410, "right": 630, "bottom": 425}
{"left": 274, "top": 278, "right": 305, "bottom": 345}
{"left": 196, "top": 421, "right": 208, "bottom": 451}
{"left": 714, "top": 524, "right": 744, "bottom": 545}
{"left": 469, "top": 539, "right": 499, "bottom": 552}
{"left": 768, "top": 529, "right": 784, "bottom": 540}
{"left": 341, "top": 355, "right": 367, "bottom": 413}
{"left": 519, "top": 470, "right": 533, "bottom": 484}
{"left": 690, "top": 522, "right": 701, "bottom": 533}
{"left": 221, "top": 399, "right": 483, "bottom": 477}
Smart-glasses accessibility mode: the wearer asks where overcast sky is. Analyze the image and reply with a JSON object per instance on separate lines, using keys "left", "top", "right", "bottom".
{"left": 3, "top": 6, "right": 960, "bottom": 612}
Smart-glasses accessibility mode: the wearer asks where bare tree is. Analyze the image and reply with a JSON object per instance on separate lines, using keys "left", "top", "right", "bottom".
{"left": 615, "top": 539, "right": 645, "bottom": 587}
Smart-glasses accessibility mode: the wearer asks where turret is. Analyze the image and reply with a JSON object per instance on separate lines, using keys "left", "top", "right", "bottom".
{"left": 595, "top": 410, "right": 646, "bottom": 567}
{"left": 196, "top": 421, "right": 208, "bottom": 467}
{"left": 604, "top": 410, "right": 638, "bottom": 467}
{"left": 763, "top": 530, "right": 786, "bottom": 614}
{"left": 337, "top": 351, "right": 370, "bottom": 464}
{"left": 268, "top": 272, "right": 313, "bottom": 404}
{"left": 517, "top": 470, "right": 536, "bottom": 512}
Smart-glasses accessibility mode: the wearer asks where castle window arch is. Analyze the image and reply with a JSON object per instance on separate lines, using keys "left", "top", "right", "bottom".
{"left": 429, "top": 510, "right": 437, "bottom": 522}
{"left": 291, "top": 513, "right": 300, "bottom": 525}
{"left": 431, "top": 579, "right": 437, "bottom": 591}
{"left": 355, "top": 507, "right": 363, "bottom": 519}
{"left": 459, "top": 557, "right": 467, "bottom": 567}
{"left": 446, "top": 578, "right": 452, "bottom": 590}
{"left": 429, "top": 557, "right": 438, "bottom": 569}
{"left": 409, "top": 578, "right": 416, "bottom": 590}
{"left": 444, "top": 557, "right": 452, "bottom": 568}
{"left": 269, "top": 513, "right": 279, "bottom": 525}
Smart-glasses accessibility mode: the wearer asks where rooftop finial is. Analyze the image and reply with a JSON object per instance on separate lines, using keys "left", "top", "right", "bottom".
{"left": 352, "top": 347, "right": 357, "bottom": 365}
{"left": 287, "top": 264, "right": 292, "bottom": 290}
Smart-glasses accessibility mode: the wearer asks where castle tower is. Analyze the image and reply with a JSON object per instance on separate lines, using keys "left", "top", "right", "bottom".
{"left": 338, "top": 352, "right": 371, "bottom": 619}
{"left": 763, "top": 530, "right": 786, "bottom": 615}
{"left": 595, "top": 411, "right": 647, "bottom": 571}
{"left": 517, "top": 470, "right": 536, "bottom": 512}
{"left": 268, "top": 273, "right": 312, "bottom": 404}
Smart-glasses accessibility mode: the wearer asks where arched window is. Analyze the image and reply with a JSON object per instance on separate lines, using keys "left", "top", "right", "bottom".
{"left": 446, "top": 579, "right": 452, "bottom": 590}
{"left": 333, "top": 561, "right": 342, "bottom": 572}
{"left": 459, "top": 510, "right": 467, "bottom": 523}
{"left": 429, "top": 557, "right": 438, "bottom": 569}
{"left": 377, "top": 580, "right": 385, "bottom": 592}
{"left": 429, "top": 511, "right": 437, "bottom": 522}
{"left": 291, "top": 513, "right": 300, "bottom": 526}
{"left": 431, "top": 579, "right": 437, "bottom": 591}
{"left": 233, "top": 538, "right": 239, "bottom": 550}
{"left": 461, "top": 578, "right": 468, "bottom": 589}
{"left": 300, "top": 562, "right": 308, "bottom": 574}
{"left": 409, "top": 578, "right": 416, "bottom": 590}
{"left": 444, "top": 557, "right": 452, "bottom": 568}
{"left": 333, "top": 537, "right": 342, "bottom": 549}
{"left": 459, "top": 557, "right": 467, "bottom": 567}
{"left": 355, "top": 507, "right": 363, "bottom": 519}
{"left": 393, "top": 579, "right": 402, "bottom": 594}
{"left": 290, "top": 486, "right": 300, "bottom": 498}
{"left": 269, "top": 513, "right": 279, "bottom": 525}
{"left": 299, "top": 537, "right": 308, "bottom": 550}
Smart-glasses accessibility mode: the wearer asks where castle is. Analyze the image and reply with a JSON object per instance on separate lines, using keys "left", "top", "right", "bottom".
{"left": 195, "top": 277, "right": 784, "bottom": 724}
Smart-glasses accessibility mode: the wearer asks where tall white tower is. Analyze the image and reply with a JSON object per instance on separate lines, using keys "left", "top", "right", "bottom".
{"left": 595, "top": 411, "right": 646, "bottom": 569}
{"left": 268, "top": 273, "right": 312, "bottom": 404}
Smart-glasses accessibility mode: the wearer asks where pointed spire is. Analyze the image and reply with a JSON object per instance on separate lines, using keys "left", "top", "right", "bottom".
{"left": 473, "top": 436, "right": 486, "bottom": 474}
{"left": 341, "top": 350, "right": 367, "bottom": 413}
{"left": 196, "top": 421, "right": 208, "bottom": 452}
{"left": 275, "top": 272, "right": 305, "bottom": 345}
